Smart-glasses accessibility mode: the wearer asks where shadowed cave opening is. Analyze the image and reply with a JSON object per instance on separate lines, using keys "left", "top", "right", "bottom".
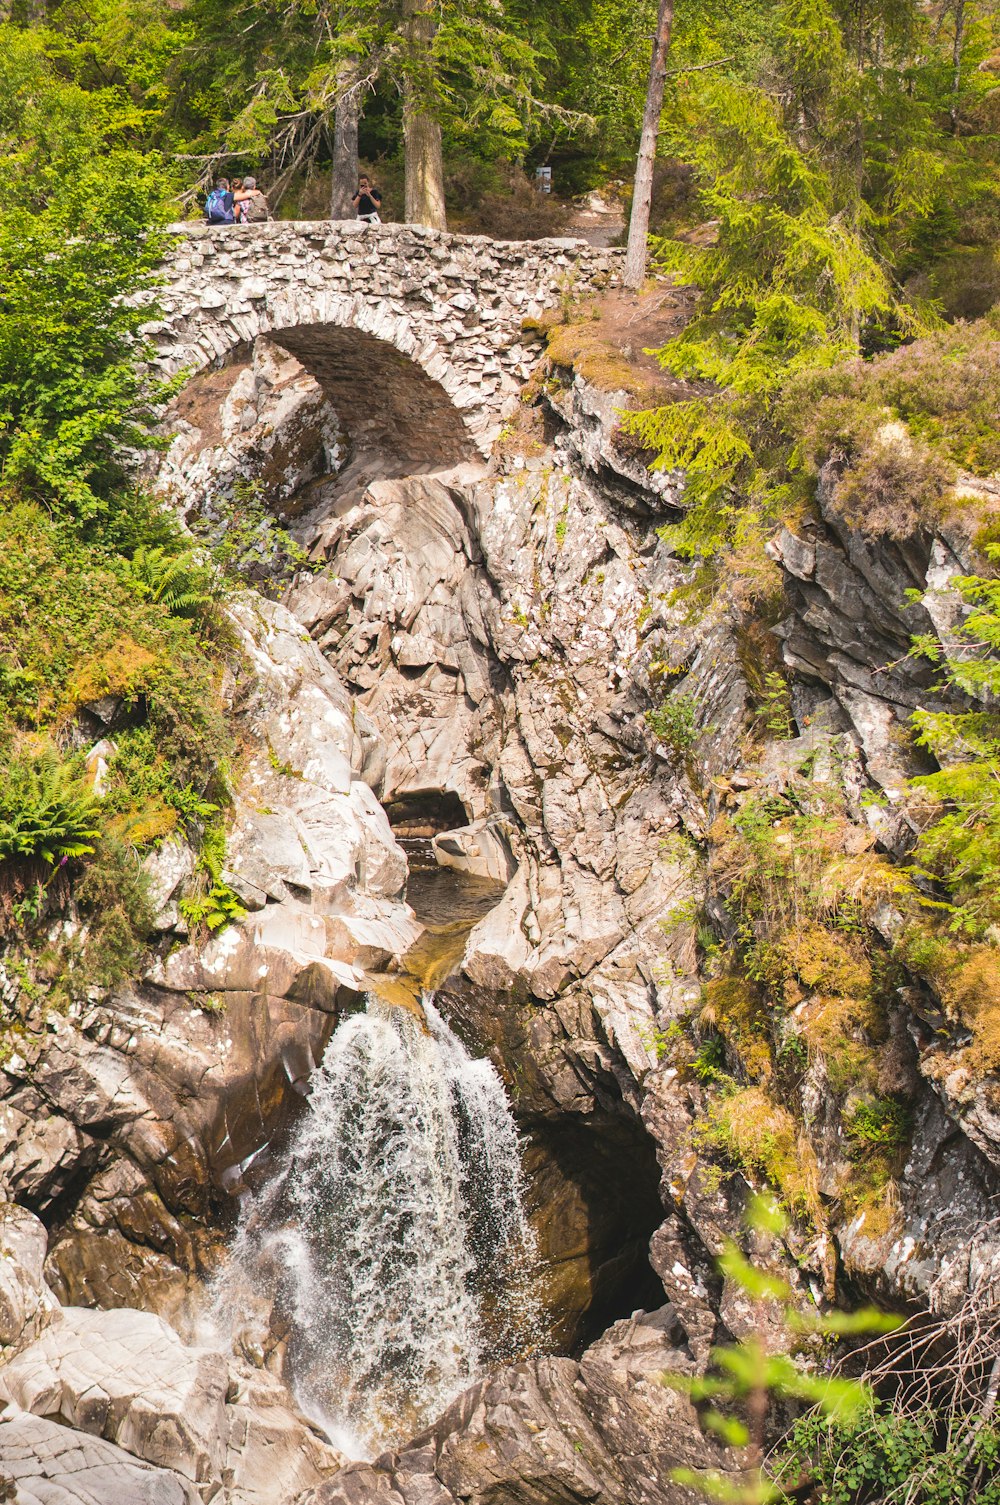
{"left": 383, "top": 789, "right": 469, "bottom": 840}
{"left": 522, "top": 1112, "right": 666, "bottom": 1353}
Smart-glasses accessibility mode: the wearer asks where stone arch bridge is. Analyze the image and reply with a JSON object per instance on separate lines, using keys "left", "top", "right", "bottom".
{"left": 150, "top": 221, "right": 622, "bottom": 468}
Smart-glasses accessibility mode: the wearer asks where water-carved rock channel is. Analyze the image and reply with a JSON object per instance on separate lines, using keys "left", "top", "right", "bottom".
{"left": 7, "top": 230, "right": 1000, "bottom": 1504}
{"left": 217, "top": 990, "right": 539, "bottom": 1457}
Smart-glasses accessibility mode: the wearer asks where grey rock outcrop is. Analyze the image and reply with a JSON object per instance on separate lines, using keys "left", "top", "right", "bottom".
{"left": 301, "top": 1308, "right": 729, "bottom": 1505}
{"left": 157, "top": 337, "right": 344, "bottom": 528}
{"left": 1, "top": 596, "right": 417, "bottom": 1326}
{"left": 0, "top": 1206, "right": 57, "bottom": 1351}
{"left": 0, "top": 1305, "right": 341, "bottom": 1503}
{"left": 0, "top": 1409, "right": 201, "bottom": 1505}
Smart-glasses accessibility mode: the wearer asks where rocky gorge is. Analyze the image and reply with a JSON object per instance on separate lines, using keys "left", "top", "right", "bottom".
{"left": 3, "top": 227, "right": 1000, "bottom": 1504}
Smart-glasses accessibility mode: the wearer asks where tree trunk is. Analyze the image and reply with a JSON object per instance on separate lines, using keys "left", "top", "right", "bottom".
{"left": 402, "top": 0, "right": 447, "bottom": 229}
{"left": 623, "top": 0, "right": 675, "bottom": 290}
{"left": 951, "top": 0, "right": 966, "bottom": 132}
{"left": 330, "top": 63, "right": 360, "bottom": 219}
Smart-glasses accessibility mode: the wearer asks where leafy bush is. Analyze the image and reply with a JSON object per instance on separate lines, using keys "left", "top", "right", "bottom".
{"left": 897, "top": 930, "right": 1000, "bottom": 1074}
{"left": 124, "top": 546, "right": 221, "bottom": 623}
{"left": 646, "top": 690, "right": 700, "bottom": 753}
{"left": 0, "top": 745, "right": 100, "bottom": 866}
{"left": 0, "top": 503, "right": 235, "bottom": 799}
{"left": 846, "top": 1098, "right": 911, "bottom": 1150}
{"left": 825, "top": 423, "right": 955, "bottom": 542}
{"left": 699, "top": 975, "right": 773, "bottom": 1082}
{"left": 69, "top": 838, "right": 156, "bottom": 989}
{"left": 671, "top": 1198, "right": 898, "bottom": 1500}
{"left": 784, "top": 1405, "right": 1000, "bottom": 1505}
{"left": 0, "top": 30, "right": 173, "bottom": 523}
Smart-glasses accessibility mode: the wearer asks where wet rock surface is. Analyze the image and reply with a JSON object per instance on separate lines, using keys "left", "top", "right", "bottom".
{"left": 301, "top": 1311, "right": 729, "bottom": 1505}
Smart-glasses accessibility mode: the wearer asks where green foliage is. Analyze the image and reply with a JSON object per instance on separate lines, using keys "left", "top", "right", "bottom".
{"left": 193, "top": 480, "right": 316, "bottom": 594}
{"left": 125, "top": 546, "right": 221, "bottom": 622}
{"left": 646, "top": 690, "right": 699, "bottom": 753}
{"left": 757, "top": 671, "right": 794, "bottom": 741}
{"left": 620, "top": 0, "right": 1000, "bottom": 599}
{"left": 845, "top": 1097, "right": 911, "bottom": 1150}
{"left": 0, "top": 26, "right": 174, "bottom": 522}
{"left": 712, "top": 780, "right": 912, "bottom": 997}
{"left": 904, "top": 540, "right": 1000, "bottom": 939}
{"left": 0, "top": 503, "right": 234, "bottom": 790}
{"left": 0, "top": 745, "right": 101, "bottom": 866}
{"left": 667, "top": 1199, "right": 899, "bottom": 1503}
{"left": 70, "top": 837, "right": 156, "bottom": 988}
{"left": 782, "top": 1405, "right": 1000, "bottom": 1505}
{"left": 0, "top": 42, "right": 239, "bottom": 986}
{"left": 694, "top": 1084, "right": 823, "bottom": 1227}
{"left": 692, "top": 1032, "right": 728, "bottom": 1083}
{"left": 179, "top": 825, "right": 246, "bottom": 935}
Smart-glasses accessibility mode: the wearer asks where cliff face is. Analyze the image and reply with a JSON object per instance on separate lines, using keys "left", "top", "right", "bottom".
{"left": 2, "top": 331, "right": 999, "bottom": 1502}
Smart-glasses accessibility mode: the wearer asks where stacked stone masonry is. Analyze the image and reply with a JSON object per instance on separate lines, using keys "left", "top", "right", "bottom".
{"left": 149, "top": 221, "right": 622, "bottom": 462}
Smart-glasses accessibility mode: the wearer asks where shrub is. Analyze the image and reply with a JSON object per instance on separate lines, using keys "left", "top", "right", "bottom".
{"left": 699, "top": 975, "right": 773, "bottom": 1082}
{"left": 0, "top": 744, "right": 100, "bottom": 866}
{"left": 825, "top": 421, "right": 955, "bottom": 541}
{"left": 790, "top": 316, "right": 1000, "bottom": 483}
{"left": 69, "top": 837, "right": 155, "bottom": 989}
{"left": 899, "top": 929, "right": 1000, "bottom": 1073}
{"left": 179, "top": 825, "right": 246, "bottom": 937}
{"left": 124, "top": 545, "right": 221, "bottom": 623}
{"left": 845, "top": 1097, "right": 911, "bottom": 1150}
{"left": 783, "top": 1405, "right": 1000, "bottom": 1505}
{"left": 191, "top": 480, "right": 314, "bottom": 596}
{"left": 646, "top": 690, "right": 700, "bottom": 753}
{"left": 798, "top": 993, "right": 883, "bottom": 1096}
{"left": 779, "top": 923, "right": 872, "bottom": 998}
{"left": 0, "top": 502, "right": 234, "bottom": 795}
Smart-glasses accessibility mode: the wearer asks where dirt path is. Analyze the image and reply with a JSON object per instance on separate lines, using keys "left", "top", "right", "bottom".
{"left": 565, "top": 191, "right": 625, "bottom": 248}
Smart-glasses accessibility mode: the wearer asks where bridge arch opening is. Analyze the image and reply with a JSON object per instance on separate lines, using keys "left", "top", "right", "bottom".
{"left": 268, "top": 321, "right": 476, "bottom": 475}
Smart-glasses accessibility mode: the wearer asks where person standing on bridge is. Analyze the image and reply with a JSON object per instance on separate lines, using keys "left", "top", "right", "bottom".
{"left": 234, "top": 176, "right": 272, "bottom": 223}
{"left": 204, "top": 178, "right": 235, "bottom": 224}
{"left": 352, "top": 174, "right": 382, "bottom": 224}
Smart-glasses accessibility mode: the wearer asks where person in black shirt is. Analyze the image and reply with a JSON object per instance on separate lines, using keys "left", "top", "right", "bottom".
{"left": 352, "top": 175, "right": 383, "bottom": 223}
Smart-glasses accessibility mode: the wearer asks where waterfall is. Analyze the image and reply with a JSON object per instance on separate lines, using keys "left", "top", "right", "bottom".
{"left": 214, "top": 994, "right": 541, "bottom": 1457}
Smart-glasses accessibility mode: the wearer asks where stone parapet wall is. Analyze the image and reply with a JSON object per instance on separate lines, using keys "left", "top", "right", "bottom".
{"left": 149, "top": 221, "right": 623, "bottom": 455}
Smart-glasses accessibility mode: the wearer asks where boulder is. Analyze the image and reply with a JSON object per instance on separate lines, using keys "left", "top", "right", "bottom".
{"left": 0, "top": 1409, "right": 201, "bottom": 1505}
{"left": 0, "top": 1306, "right": 342, "bottom": 1503}
{"left": 0, "top": 1307, "right": 231, "bottom": 1488}
{"left": 300, "top": 1326, "right": 731, "bottom": 1505}
{"left": 0, "top": 1205, "right": 56, "bottom": 1350}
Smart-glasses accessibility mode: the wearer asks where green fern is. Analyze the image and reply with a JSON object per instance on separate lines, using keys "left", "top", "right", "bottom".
{"left": 178, "top": 822, "right": 246, "bottom": 934}
{"left": 0, "top": 745, "right": 101, "bottom": 865}
{"left": 125, "top": 545, "right": 219, "bottom": 620}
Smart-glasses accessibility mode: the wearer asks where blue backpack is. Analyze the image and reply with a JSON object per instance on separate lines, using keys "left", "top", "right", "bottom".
{"left": 205, "top": 188, "right": 234, "bottom": 224}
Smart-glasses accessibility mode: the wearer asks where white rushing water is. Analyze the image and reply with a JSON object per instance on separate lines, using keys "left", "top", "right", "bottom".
{"left": 215, "top": 994, "right": 540, "bottom": 1456}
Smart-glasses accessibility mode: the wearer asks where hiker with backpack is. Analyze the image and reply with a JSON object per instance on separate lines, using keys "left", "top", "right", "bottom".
{"left": 234, "top": 176, "right": 271, "bottom": 223}
{"left": 205, "top": 178, "right": 235, "bottom": 224}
